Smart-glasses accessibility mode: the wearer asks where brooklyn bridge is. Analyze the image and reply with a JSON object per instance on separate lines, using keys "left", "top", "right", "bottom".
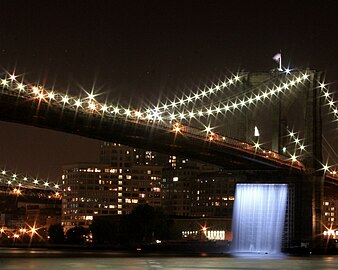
{"left": 0, "top": 67, "right": 337, "bottom": 248}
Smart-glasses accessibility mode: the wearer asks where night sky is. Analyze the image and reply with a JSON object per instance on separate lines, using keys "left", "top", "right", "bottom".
{"left": 0, "top": 0, "right": 337, "bottom": 180}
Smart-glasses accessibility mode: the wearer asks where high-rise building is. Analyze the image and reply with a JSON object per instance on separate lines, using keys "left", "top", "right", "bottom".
{"left": 100, "top": 142, "right": 199, "bottom": 168}
{"left": 61, "top": 162, "right": 162, "bottom": 228}
{"left": 161, "top": 165, "right": 220, "bottom": 216}
{"left": 99, "top": 142, "right": 167, "bottom": 166}
{"left": 191, "top": 172, "right": 236, "bottom": 218}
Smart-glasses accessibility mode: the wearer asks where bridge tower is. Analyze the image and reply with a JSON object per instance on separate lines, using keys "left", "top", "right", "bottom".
{"left": 300, "top": 70, "right": 324, "bottom": 249}
{"left": 239, "top": 70, "right": 324, "bottom": 248}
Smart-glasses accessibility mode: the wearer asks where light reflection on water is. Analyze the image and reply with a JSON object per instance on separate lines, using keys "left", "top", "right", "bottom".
{"left": 0, "top": 249, "right": 338, "bottom": 270}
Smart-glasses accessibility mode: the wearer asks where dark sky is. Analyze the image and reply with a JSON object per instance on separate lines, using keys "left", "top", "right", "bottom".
{"left": 0, "top": 0, "right": 337, "bottom": 180}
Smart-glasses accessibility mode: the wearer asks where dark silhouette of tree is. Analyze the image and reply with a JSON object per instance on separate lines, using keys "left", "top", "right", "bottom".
{"left": 120, "top": 204, "right": 173, "bottom": 245}
{"left": 48, "top": 223, "right": 65, "bottom": 244}
{"left": 66, "top": 226, "right": 88, "bottom": 244}
{"left": 90, "top": 216, "right": 119, "bottom": 245}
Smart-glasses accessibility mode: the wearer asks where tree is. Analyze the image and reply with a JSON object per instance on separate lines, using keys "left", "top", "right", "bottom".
{"left": 120, "top": 204, "right": 173, "bottom": 245}
{"left": 90, "top": 216, "right": 119, "bottom": 245}
{"left": 48, "top": 224, "right": 65, "bottom": 244}
{"left": 66, "top": 226, "right": 88, "bottom": 244}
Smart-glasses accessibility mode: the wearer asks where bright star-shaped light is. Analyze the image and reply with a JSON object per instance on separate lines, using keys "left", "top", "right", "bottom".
{"left": 101, "top": 104, "right": 108, "bottom": 112}
{"left": 88, "top": 103, "right": 96, "bottom": 110}
{"left": 134, "top": 111, "right": 142, "bottom": 117}
{"left": 32, "top": 86, "right": 40, "bottom": 94}
{"left": 1, "top": 79, "right": 9, "bottom": 87}
{"left": 254, "top": 142, "right": 261, "bottom": 149}
{"left": 16, "top": 83, "right": 25, "bottom": 91}
{"left": 323, "top": 164, "right": 330, "bottom": 171}
{"left": 319, "top": 82, "right": 326, "bottom": 89}
{"left": 62, "top": 96, "right": 69, "bottom": 103}
{"left": 87, "top": 93, "right": 95, "bottom": 100}
{"left": 205, "top": 126, "right": 212, "bottom": 133}
{"left": 75, "top": 99, "right": 82, "bottom": 107}
{"left": 47, "top": 92, "right": 55, "bottom": 100}
{"left": 9, "top": 74, "right": 17, "bottom": 81}
{"left": 290, "top": 154, "right": 297, "bottom": 162}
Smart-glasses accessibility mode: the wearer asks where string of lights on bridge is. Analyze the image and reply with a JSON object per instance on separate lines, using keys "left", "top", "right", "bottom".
{"left": 319, "top": 82, "right": 338, "bottom": 122}
{"left": 0, "top": 68, "right": 337, "bottom": 184}
{"left": 0, "top": 168, "right": 61, "bottom": 195}
{"left": 160, "top": 72, "right": 310, "bottom": 121}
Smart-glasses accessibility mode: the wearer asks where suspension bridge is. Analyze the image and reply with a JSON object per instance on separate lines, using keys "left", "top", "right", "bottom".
{"left": 0, "top": 66, "right": 337, "bottom": 247}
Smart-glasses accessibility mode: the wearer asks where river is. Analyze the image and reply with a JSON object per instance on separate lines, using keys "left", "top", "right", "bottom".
{"left": 0, "top": 248, "right": 337, "bottom": 269}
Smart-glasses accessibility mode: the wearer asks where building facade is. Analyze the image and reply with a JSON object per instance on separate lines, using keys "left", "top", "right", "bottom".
{"left": 61, "top": 162, "right": 162, "bottom": 228}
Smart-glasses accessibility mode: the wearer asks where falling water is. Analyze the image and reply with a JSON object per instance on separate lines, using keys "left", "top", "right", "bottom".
{"left": 231, "top": 184, "right": 288, "bottom": 254}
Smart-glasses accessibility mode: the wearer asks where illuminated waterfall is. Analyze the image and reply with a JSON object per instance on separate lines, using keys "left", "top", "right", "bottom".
{"left": 231, "top": 184, "right": 288, "bottom": 254}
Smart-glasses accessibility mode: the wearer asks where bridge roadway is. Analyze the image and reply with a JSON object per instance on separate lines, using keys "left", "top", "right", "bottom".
{"left": 0, "top": 91, "right": 306, "bottom": 173}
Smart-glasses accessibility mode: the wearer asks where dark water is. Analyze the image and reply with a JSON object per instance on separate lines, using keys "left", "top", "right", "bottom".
{"left": 0, "top": 248, "right": 338, "bottom": 270}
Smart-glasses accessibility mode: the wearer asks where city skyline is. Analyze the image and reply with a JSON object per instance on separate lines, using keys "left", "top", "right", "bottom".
{"left": 0, "top": 0, "right": 337, "bottom": 180}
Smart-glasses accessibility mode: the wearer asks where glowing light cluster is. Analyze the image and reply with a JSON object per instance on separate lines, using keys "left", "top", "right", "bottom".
{"left": 319, "top": 82, "right": 338, "bottom": 122}
{"left": 286, "top": 129, "right": 307, "bottom": 161}
{"left": 0, "top": 168, "right": 60, "bottom": 191}
{"left": 169, "top": 122, "right": 304, "bottom": 170}
{"left": 0, "top": 74, "right": 134, "bottom": 120}
{"left": 0, "top": 69, "right": 336, "bottom": 181}
{"left": 156, "top": 74, "right": 242, "bottom": 111}
{"left": 0, "top": 72, "right": 245, "bottom": 125}
{"left": 158, "top": 72, "right": 310, "bottom": 121}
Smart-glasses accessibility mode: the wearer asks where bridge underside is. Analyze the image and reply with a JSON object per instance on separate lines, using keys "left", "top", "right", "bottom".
{"left": 0, "top": 94, "right": 296, "bottom": 171}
